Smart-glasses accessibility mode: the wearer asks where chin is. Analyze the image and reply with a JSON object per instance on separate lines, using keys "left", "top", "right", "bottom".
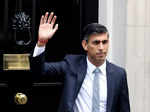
{"left": 97, "top": 57, "right": 106, "bottom": 62}
{"left": 96, "top": 58, "right": 104, "bottom": 62}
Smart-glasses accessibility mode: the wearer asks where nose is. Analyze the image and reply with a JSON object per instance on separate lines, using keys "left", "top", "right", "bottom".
{"left": 98, "top": 42, "right": 104, "bottom": 50}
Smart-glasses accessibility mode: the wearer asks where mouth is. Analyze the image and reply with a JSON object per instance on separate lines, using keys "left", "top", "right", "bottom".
{"left": 96, "top": 52, "right": 105, "bottom": 57}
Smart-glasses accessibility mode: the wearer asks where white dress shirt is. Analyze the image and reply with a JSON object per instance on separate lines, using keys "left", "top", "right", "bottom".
{"left": 73, "top": 57, "right": 107, "bottom": 112}
{"left": 33, "top": 45, "right": 107, "bottom": 112}
{"left": 33, "top": 44, "right": 45, "bottom": 57}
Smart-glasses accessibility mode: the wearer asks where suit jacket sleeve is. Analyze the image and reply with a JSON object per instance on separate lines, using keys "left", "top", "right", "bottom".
{"left": 119, "top": 69, "right": 130, "bottom": 112}
{"left": 30, "top": 51, "right": 67, "bottom": 78}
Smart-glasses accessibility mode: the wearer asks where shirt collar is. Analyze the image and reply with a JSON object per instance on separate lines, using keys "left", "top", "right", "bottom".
{"left": 86, "top": 57, "right": 106, "bottom": 75}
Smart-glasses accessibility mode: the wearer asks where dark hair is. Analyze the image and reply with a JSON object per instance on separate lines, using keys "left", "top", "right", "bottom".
{"left": 82, "top": 23, "right": 109, "bottom": 41}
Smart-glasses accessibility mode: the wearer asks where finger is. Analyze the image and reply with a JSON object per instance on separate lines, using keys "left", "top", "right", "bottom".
{"left": 53, "top": 24, "right": 58, "bottom": 34}
{"left": 40, "top": 15, "right": 44, "bottom": 25}
{"left": 44, "top": 12, "right": 49, "bottom": 23}
{"left": 51, "top": 15, "right": 57, "bottom": 27}
{"left": 47, "top": 12, "right": 54, "bottom": 24}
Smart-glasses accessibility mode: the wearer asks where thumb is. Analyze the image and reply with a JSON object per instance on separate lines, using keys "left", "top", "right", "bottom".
{"left": 53, "top": 24, "right": 58, "bottom": 34}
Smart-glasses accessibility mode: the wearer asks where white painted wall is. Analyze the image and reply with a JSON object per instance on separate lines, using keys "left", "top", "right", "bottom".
{"left": 99, "top": 0, "right": 150, "bottom": 112}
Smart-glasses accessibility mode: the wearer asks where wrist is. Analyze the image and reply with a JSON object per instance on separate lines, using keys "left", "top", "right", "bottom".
{"left": 37, "top": 38, "right": 48, "bottom": 47}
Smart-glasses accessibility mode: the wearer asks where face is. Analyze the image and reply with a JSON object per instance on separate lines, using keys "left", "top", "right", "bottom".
{"left": 82, "top": 33, "right": 109, "bottom": 66}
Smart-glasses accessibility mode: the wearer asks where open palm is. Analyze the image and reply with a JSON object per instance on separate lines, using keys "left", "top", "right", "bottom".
{"left": 38, "top": 12, "right": 58, "bottom": 40}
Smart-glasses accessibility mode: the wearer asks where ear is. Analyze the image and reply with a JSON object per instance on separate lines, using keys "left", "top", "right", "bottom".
{"left": 82, "top": 40, "right": 88, "bottom": 51}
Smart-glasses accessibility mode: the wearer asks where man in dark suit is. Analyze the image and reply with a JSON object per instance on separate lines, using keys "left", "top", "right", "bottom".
{"left": 30, "top": 12, "right": 130, "bottom": 112}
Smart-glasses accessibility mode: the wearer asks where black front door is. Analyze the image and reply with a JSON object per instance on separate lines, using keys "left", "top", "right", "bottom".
{"left": 0, "top": 0, "right": 98, "bottom": 111}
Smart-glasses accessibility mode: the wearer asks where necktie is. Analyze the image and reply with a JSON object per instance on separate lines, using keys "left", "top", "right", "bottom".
{"left": 92, "top": 68, "right": 100, "bottom": 112}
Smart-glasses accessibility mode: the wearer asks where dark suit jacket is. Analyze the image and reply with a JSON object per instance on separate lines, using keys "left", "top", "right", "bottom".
{"left": 30, "top": 52, "right": 130, "bottom": 112}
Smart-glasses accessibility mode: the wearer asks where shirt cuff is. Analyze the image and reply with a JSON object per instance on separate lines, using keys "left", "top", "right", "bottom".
{"left": 33, "top": 44, "right": 45, "bottom": 57}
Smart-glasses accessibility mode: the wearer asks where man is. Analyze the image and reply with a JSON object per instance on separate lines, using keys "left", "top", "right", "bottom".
{"left": 30, "top": 12, "right": 130, "bottom": 112}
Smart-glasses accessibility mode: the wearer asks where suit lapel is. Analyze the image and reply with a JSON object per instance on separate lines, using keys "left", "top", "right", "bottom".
{"left": 74, "top": 58, "right": 115, "bottom": 112}
{"left": 75, "top": 56, "right": 87, "bottom": 98}
{"left": 106, "top": 61, "right": 115, "bottom": 112}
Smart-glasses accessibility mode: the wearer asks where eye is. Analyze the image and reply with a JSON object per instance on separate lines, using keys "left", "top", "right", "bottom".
{"left": 102, "top": 40, "right": 108, "bottom": 44}
{"left": 92, "top": 40, "right": 100, "bottom": 45}
{"left": 92, "top": 40, "right": 108, "bottom": 45}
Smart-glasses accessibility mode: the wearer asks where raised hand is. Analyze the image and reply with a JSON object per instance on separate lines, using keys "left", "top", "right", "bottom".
{"left": 38, "top": 12, "right": 58, "bottom": 46}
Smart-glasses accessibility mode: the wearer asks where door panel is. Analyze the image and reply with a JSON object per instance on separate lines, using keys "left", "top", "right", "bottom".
{"left": 0, "top": 0, "right": 98, "bottom": 111}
